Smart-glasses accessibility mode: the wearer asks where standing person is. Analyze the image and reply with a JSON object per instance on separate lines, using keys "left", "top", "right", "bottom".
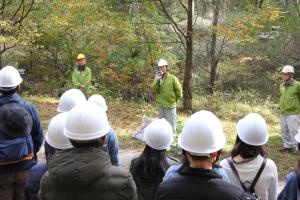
{"left": 88, "top": 94, "right": 120, "bottom": 166}
{"left": 39, "top": 103, "right": 137, "bottom": 200}
{"left": 0, "top": 66, "right": 43, "bottom": 200}
{"left": 279, "top": 65, "right": 300, "bottom": 153}
{"left": 150, "top": 59, "right": 182, "bottom": 134}
{"left": 220, "top": 113, "right": 278, "bottom": 200}
{"left": 129, "top": 119, "right": 178, "bottom": 200}
{"left": 72, "top": 54, "right": 92, "bottom": 93}
{"left": 156, "top": 110, "right": 245, "bottom": 200}
{"left": 25, "top": 112, "right": 72, "bottom": 200}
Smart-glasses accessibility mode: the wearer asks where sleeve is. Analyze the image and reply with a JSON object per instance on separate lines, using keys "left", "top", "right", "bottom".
{"left": 107, "top": 129, "right": 120, "bottom": 166}
{"left": 82, "top": 68, "right": 92, "bottom": 87}
{"left": 26, "top": 103, "right": 43, "bottom": 155}
{"left": 72, "top": 70, "right": 81, "bottom": 88}
{"left": 151, "top": 79, "right": 160, "bottom": 92}
{"left": 173, "top": 77, "right": 182, "bottom": 102}
{"left": 267, "top": 160, "right": 278, "bottom": 200}
{"left": 125, "top": 172, "right": 138, "bottom": 200}
{"left": 277, "top": 172, "right": 298, "bottom": 200}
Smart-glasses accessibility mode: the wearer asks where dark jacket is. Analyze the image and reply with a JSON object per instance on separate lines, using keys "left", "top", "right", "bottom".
{"left": 39, "top": 147, "right": 137, "bottom": 200}
{"left": 155, "top": 166, "right": 245, "bottom": 200}
{"left": 25, "top": 163, "right": 48, "bottom": 200}
{"left": 0, "top": 94, "right": 43, "bottom": 174}
{"left": 130, "top": 156, "right": 178, "bottom": 200}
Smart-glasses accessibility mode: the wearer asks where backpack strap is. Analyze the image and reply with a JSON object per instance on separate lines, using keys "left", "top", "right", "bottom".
{"left": 249, "top": 158, "right": 267, "bottom": 192}
{"left": 227, "top": 158, "right": 267, "bottom": 193}
{"left": 226, "top": 158, "right": 247, "bottom": 191}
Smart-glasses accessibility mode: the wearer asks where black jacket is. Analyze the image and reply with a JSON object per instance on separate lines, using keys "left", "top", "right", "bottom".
{"left": 155, "top": 166, "right": 245, "bottom": 200}
{"left": 130, "top": 156, "right": 178, "bottom": 200}
{"left": 38, "top": 147, "right": 137, "bottom": 200}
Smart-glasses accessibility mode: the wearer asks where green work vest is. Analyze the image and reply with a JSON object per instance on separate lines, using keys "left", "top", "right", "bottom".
{"left": 279, "top": 80, "right": 300, "bottom": 115}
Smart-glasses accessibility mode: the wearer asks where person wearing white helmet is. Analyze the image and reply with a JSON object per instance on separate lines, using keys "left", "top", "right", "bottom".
{"left": 0, "top": 66, "right": 43, "bottom": 200}
{"left": 220, "top": 113, "right": 278, "bottom": 200}
{"left": 156, "top": 110, "right": 245, "bottom": 200}
{"left": 278, "top": 132, "right": 300, "bottom": 200}
{"left": 57, "top": 88, "right": 86, "bottom": 112}
{"left": 25, "top": 113, "right": 72, "bottom": 200}
{"left": 88, "top": 94, "right": 120, "bottom": 166}
{"left": 151, "top": 58, "right": 182, "bottom": 134}
{"left": 39, "top": 104, "right": 137, "bottom": 200}
{"left": 129, "top": 119, "right": 178, "bottom": 200}
{"left": 279, "top": 65, "right": 300, "bottom": 153}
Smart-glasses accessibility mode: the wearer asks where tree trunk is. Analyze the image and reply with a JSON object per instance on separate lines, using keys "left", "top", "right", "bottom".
{"left": 183, "top": 0, "right": 194, "bottom": 110}
{"left": 209, "top": 0, "right": 220, "bottom": 94}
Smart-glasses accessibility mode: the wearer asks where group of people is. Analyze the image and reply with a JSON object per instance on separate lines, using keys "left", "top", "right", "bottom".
{"left": 0, "top": 57, "right": 300, "bottom": 200}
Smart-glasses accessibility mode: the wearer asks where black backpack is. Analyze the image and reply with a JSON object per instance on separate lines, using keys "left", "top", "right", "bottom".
{"left": 226, "top": 158, "right": 266, "bottom": 200}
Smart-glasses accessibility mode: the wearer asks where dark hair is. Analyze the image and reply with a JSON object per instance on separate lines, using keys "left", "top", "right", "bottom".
{"left": 44, "top": 141, "right": 56, "bottom": 161}
{"left": 231, "top": 135, "right": 266, "bottom": 159}
{"left": 178, "top": 149, "right": 222, "bottom": 172}
{"left": 0, "top": 87, "right": 18, "bottom": 95}
{"left": 132, "top": 145, "right": 170, "bottom": 180}
{"left": 70, "top": 138, "right": 102, "bottom": 148}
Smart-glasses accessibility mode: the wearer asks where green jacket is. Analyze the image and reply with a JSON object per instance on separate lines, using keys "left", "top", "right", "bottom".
{"left": 39, "top": 147, "right": 137, "bottom": 200}
{"left": 279, "top": 80, "right": 300, "bottom": 115}
{"left": 72, "top": 66, "right": 92, "bottom": 88}
{"left": 151, "top": 73, "right": 182, "bottom": 108}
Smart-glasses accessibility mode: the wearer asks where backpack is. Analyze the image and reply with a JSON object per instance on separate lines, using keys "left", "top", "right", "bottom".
{"left": 226, "top": 158, "right": 267, "bottom": 200}
{"left": 0, "top": 102, "right": 34, "bottom": 166}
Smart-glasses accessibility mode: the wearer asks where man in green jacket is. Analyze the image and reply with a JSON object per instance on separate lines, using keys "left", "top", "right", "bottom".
{"left": 151, "top": 59, "right": 182, "bottom": 134}
{"left": 279, "top": 65, "right": 300, "bottom": 153}
{"left": 72, "top": 54, "right": 92, "bottom": 93}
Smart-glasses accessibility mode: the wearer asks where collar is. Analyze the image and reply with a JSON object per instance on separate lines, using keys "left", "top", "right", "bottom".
{"left": 179, "top": 166, "right": 222, "bottom": 179}
{"left": 285, "top": 79, "right": 294, "bottom": 85}
{"left": 0, "top": 94, "right": 22, "bottom": 105}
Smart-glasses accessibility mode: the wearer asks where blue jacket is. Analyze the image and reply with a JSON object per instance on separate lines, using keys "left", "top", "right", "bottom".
{"left": 163, "top": 163, "right": 230, "bottom": 182}
{"left": 103, "top": 129, "right": 120, "bottom": 166}
{"left": 25, "top": 162, "right": 48, "bottom": 200}
{"left": 278, "top": 172, "right": 300, "bottom": 200}
{"left": 0, "top": 94, "right": 43, "bottom": 174}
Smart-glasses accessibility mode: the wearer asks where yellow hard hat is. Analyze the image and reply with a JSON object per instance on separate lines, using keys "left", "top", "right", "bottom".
{"left": 77, "top": 54, "right": 85, "bottom": 60}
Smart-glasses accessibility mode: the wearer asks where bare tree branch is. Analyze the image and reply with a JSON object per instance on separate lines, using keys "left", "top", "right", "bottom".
{"left": 179, "top": 0, "right": 188, "bottom": 12}
{"left": 157, "top": 0, "right": 187, "bottom": 38}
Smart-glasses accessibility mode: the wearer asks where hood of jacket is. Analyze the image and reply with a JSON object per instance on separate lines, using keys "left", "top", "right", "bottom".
{"left": 47, "top": 147, "right": 111, "bottom": 188}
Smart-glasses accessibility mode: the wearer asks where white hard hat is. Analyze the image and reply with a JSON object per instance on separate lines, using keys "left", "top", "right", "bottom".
{"left": 158, "top": 59, "right": 168, "bottom": 67}
{"left": 237, "top": 113, "right": 269, "bottom": 146}
{"left": 0, "top": 66, "right": 22, "bottom": 90}
{"left": 88, "top": 94, "right": 107, "bottom": 112}
{"left": 64, "top": 103, "right": 111, "bottom": 141}
{"left": 178, "top": 110, "right": 226, "bottom": 155}
{"left": 57, "top": 89, "right": 87, "bottom": 112}
{"left": 282, "top": 65, "right": 294, "bottom": 73}
{"left": 144, "top": 118, "right": 173, "bottom": 150}
{"left": 45, "top": 112, "right": 73, "bottom": 149}
{"left": 295, "top": 131, "right": 300, "bottom": 143}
